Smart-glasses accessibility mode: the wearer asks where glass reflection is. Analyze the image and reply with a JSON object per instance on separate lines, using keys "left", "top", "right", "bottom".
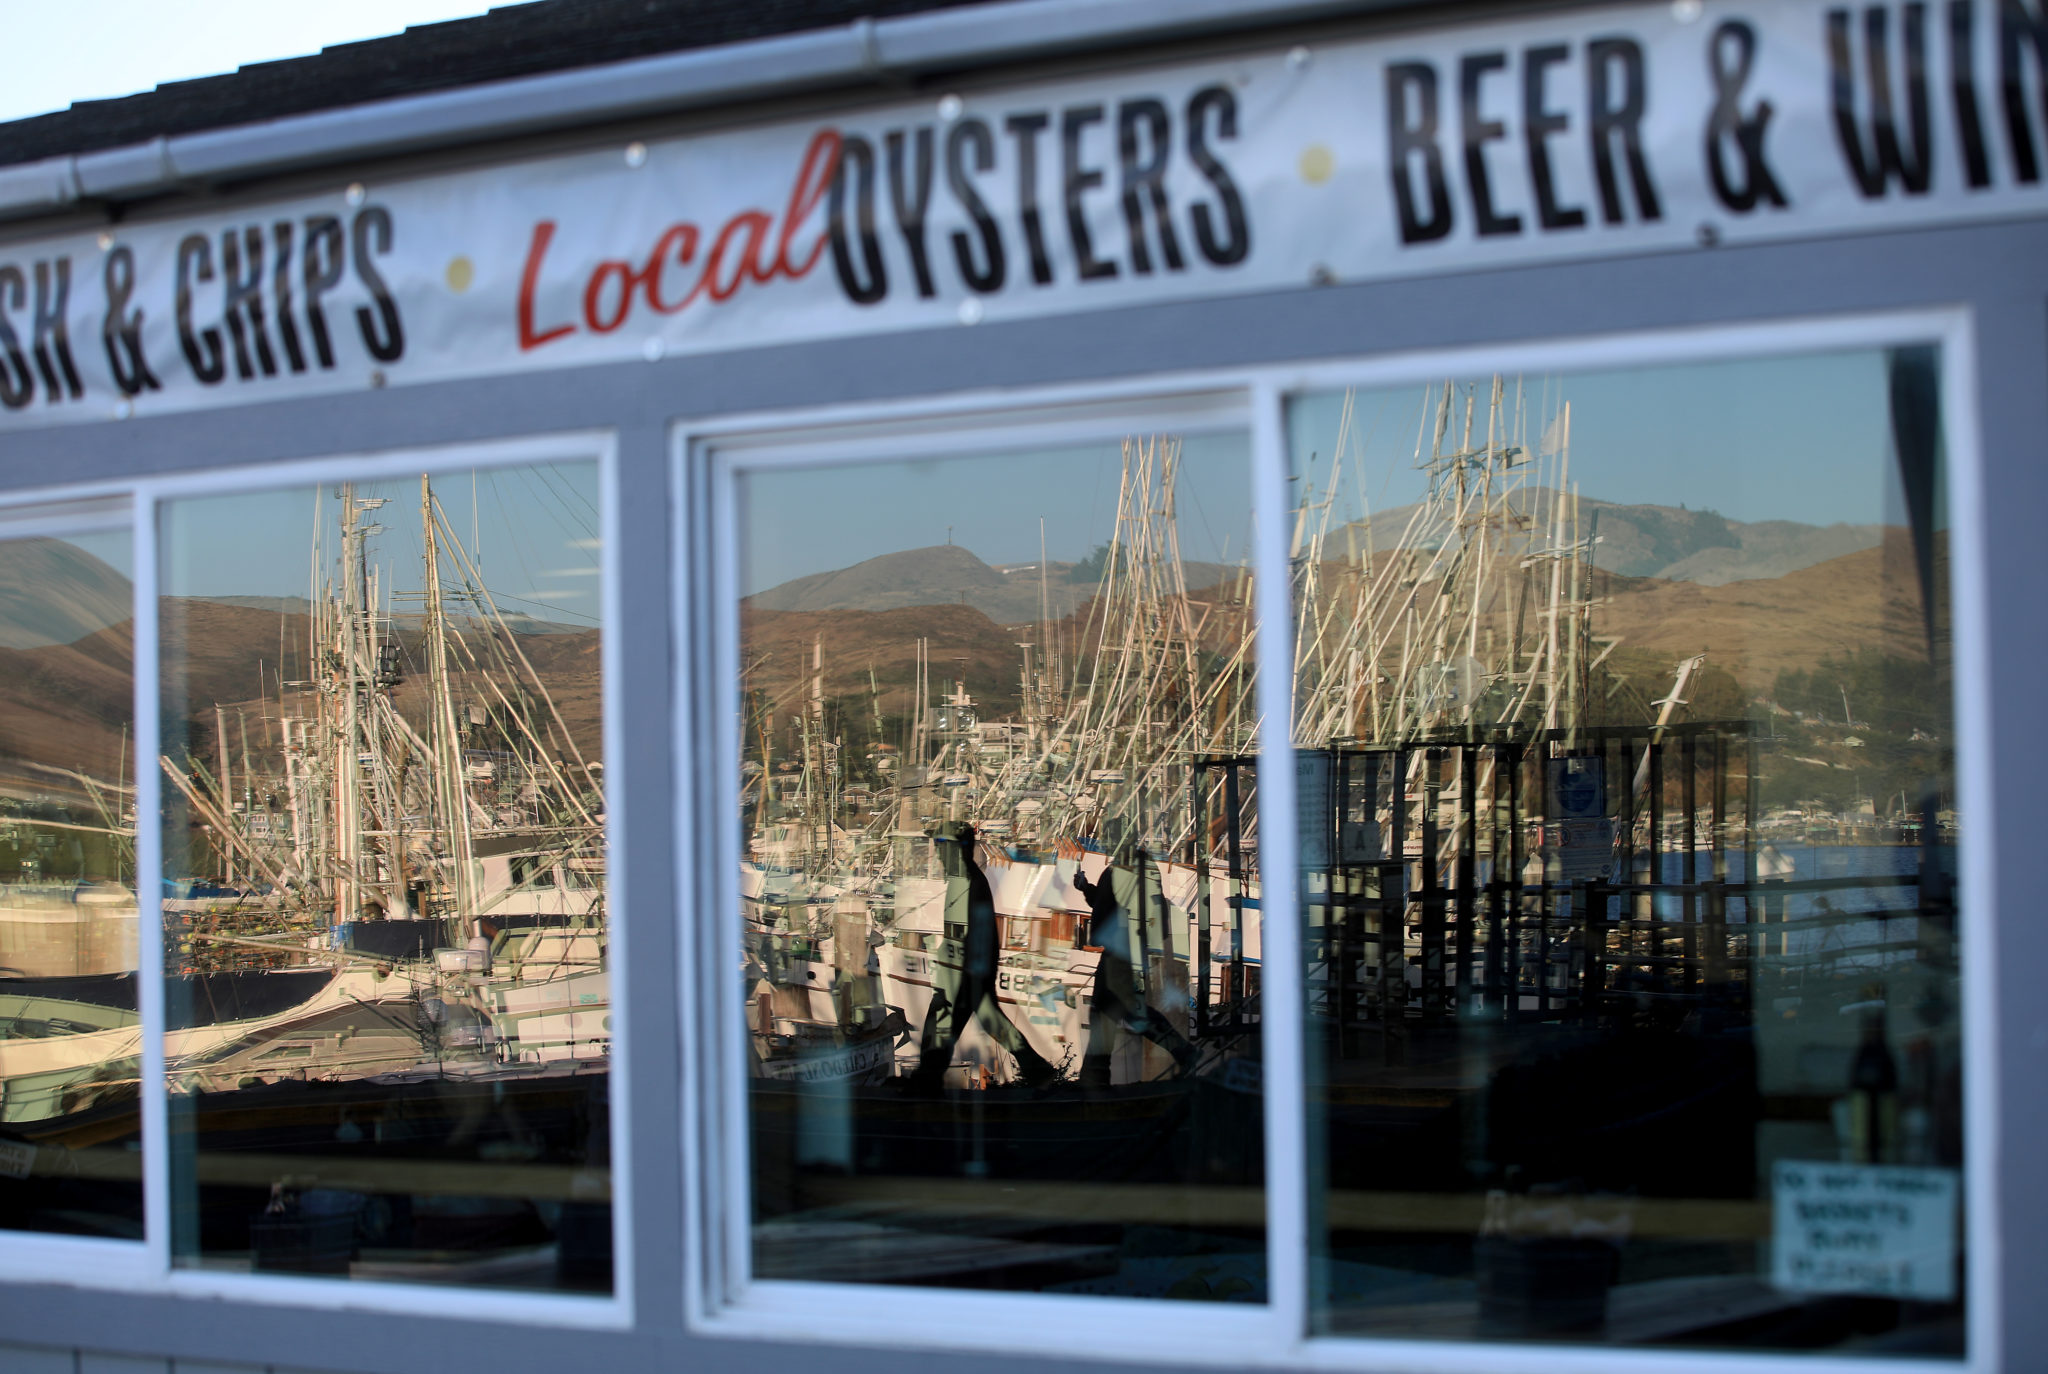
{"left": 1291, "top": 352, "right": 1962, "bottom": 1352}
{"left": 740, "top": 435, "right": 1266, "bottom": 1298}
{"left": 0, "top": 522, "right": 141, "bottom": 1237}
{"left": 160, "top": 465, "right": 610, "bottom": 1290}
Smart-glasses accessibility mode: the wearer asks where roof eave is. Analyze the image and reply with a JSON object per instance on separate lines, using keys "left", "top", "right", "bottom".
{"left": 0, "top": 0, "right": 1406, "bottom": 225}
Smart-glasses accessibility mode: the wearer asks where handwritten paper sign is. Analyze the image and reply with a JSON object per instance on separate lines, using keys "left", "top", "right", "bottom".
{"left": 1772, "top": 1160, "right": 1959, "bottom": 1302}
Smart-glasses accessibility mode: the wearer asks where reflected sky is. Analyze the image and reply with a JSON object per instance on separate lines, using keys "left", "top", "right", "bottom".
{"left": 1290, "top": 351, "right": 1896, "bottom": 530}
{"left": 741, "top": 352, "right": 1896, "bottom": 600}
{"left": 741, "top": 432, "right": 1250, "bottom": 596}
{"left": 161, "top": 462, "right": 601, "bottom": 625}
{"left": 62, "top": 530, "right": 133, "bottom": 581}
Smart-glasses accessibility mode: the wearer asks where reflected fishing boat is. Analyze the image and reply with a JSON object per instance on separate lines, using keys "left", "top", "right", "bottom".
{"left": 742, "top": 438, "right": 1266, "bottom": 1109}
{"left": 737, "top": 435, "right": 1269, "bottom": 1295}
{"left": 0, "top": 467, "right": 612, "bottom": 1283}
{"left": 737, "top": 366, "right": 1961, "bottom": 1321}
{"left": 143, "top": 475, "right": 610, "bottom": 1078}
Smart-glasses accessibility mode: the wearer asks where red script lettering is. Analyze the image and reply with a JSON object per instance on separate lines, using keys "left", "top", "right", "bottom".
{"left": 517, "top": 129, "right": 843, "bottom": 351}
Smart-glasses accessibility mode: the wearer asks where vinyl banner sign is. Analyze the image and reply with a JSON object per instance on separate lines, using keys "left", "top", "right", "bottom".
{"left": 1, "top": 0, "right": 2043, "bottom": 428}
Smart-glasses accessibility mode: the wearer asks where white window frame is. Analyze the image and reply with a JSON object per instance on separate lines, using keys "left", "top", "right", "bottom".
{"left": 675, "top": 381, "right": 1296, "bottom": 1363}
{"left": 0, "top": 431, "right": 636, "bottom": 1332}
{"left": 674, "top": 306, "right": 1997, "bottom": 1374}
{"left": 0, "top": 486, "right": 151, "bottom": 1291}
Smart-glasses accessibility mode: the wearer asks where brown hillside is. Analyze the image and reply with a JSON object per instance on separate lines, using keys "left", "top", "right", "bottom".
{"left": 0, "top": 596, "right": 602, "bottom": 802}
{"left": 739, "top": 530, "right": 1938, "bottom": 739}
{"left": 159, "top": 599, "right": 602, "bottom": 770}
{"left": 0, "top": 620, "right": 135, "bottom": 790}
{"left": 1304, "top": 530, "right": 1940, "bottom": 700}
{"left": 742, "top": 601, "right": 1030, "bottom": 720}
{"left": 740, "top": 577, "right": 1258, "bottom": 741}
{"left": 0, "top": 538, "right": 131, "bottom": 649}
{"left": 1341, "top": 488, "right": 1884, "bottom": 586}
{"left": 750, "top": 544, "right": 1017, "bottom": 615}
{"left": 748, "top": 543, "right": 1233, "bottom": 625}
{"left": 475, "top": 625, "right": 602, "bottom": 759}
{"left": 1593, "top": 534, "right": 1939, "bottom": 691}
{"left": 159, "top": 600, "right": 310, "bottom": 724}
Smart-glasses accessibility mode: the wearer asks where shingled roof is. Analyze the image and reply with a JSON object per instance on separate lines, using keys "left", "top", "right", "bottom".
{"left": 0, "top": 0, "right": 1014, "bottom": 169}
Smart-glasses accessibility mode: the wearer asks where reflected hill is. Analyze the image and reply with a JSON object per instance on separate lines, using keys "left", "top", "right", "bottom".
{"left": 749, "top": 542, "right": 1233, "bottom": 624}
{"left": 742, "top": 553, "right": 1251, "bottom": 729}
{"left": 157, "top": 598, "right": 603, "bottom": 773}
{"left": 0, "top": 538, "right": 135, "bottom": 791}
{"left": 1295, "top": 537, "right": 1932, "bottom": 699}
{"left": 742, "top": 600, "right": 1034, "bottom": 721}
{"left": 0, "top": 538, "right": 130, "bottom": 650}
{"left": 0, "top": 621, "right": 133, "bottom": 788}
{"left": 1593, "top": 532, "right": 1940, "bottom": 692}
{"left": 741, "top": 521, "right": 1935, "bottom": 734}
{"left": 1337, "top": 487, "right": 1886, "bottom": 586}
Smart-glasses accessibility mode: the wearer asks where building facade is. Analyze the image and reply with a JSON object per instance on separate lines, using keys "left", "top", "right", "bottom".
{"left": 0, "top": 1, "right": 2041, "bottom": 1370}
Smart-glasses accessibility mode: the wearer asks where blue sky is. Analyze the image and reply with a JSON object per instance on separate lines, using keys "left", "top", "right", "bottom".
{"left": 161, "top": 462, "right": 602, "bottom": 625}
{"left": 740, "top": 433, "right": 1255, "bottom": 597}
{"left": 741, "top": 347, "right": 1905, "bottom": 595}
{"left": 1288, "top": 350, "right": 1899, "bottom": 532}
{"left": 0, "top": 2, "right": 513, "bottom": 124}
{"left": 63, "top": 530, "right": 133, "bottom": 580}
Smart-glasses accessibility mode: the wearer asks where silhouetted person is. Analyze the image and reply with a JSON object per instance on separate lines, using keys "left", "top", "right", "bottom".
{"left": 908, "top": 822, "right": 1059, "bottom": 1092}
{"left": 1072, "top": 863, "right": 1195, "bottom": 1088}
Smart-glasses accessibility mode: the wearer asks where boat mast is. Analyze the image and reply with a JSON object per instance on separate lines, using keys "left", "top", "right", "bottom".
{"left": 422, "top": 474, "right": 477, "bottom": 933}
{"left": 334, "top": 483, "right": 363, "bottom": 925}
{"left": 214, "top": 704, "right": 234, "bottom": 884}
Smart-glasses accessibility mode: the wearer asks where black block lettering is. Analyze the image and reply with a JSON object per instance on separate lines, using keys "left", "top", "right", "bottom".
{"left": 301, "top": 216, "right": 345, "bottom": 368}
{"left": 1387, "top": 63, "right": 1454, "bottom": 243}
{"left": 1118, "top": 97, "right": 1185, "bottom": 274}
{"left": 1705, "top": 20, "right": 1791, "bottom": 211}
{"left": 1524, "top": 44, "right": 1586, "bottom": 229}
{"left": 2002, "top": 0, "right": 2048, "bottom": 181}
{"left": 1950, "top": 0, "right": 1993, "bottom": 186}
{"left": 30, "top": 259, "right": 82, "bottom": 402}
{"left": 1004, "top": 112, "right": 1055, "bottom": 286}
{"left": 0, "top": 267, "right": 33, "bottom": 408}
{"left": 1186, "top": 85, "right": 1250, "bottom": 265}
{"left": 272, "top": 221, "right": 308, "bottom": 373}
{"left": 946, "top": 118, "right": 1006, "bottom": 293}
{"left": 886, "top": 127, "right": 938, "bottom": 298}
{"left": 102, "top": 245, "right": 161, "bottom": 397}
{"left": 828, "top": 136, "right": 888, "bottom": 305}
{"left": 351, "top": 206, "right": 405, "bottom": 362}
{"left": 175, "top": 234, "right": 226, "bottom": 385}
{"left": 1062, "top": 104, "right": 1118, "bottom": 280}
{"left": 1828, "top": 4, "right": 1935, "bottom": 195}
{"left": 1588, "top": 37, "right": 1664, "bottom": 221}
{"left": 220, "top": 226, "right": 278, "bottom": 380}
{"left": 1461, "top": 51, "right": 1522, "bottom": 236}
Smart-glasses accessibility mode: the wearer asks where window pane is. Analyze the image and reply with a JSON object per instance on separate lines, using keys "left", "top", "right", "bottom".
{"left": 738, "top": 433, "right": 1266, "bottom": 1299}
{"left": 0, "top": 521, "right": 141, "bottom": 1238}
{"left": 159, "top": 464, "right": 611, "bottom": 1291}
{"left": 1290, "top": 350, "right": 1962, "bottom": 1352}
